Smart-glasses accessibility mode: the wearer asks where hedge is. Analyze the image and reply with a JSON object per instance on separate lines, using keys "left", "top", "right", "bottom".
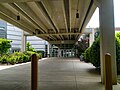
{"left": 0, "top": 51, "right": 42, "bottom": 65}
{"left": 83, "top": 47, "right": 91, "bottom": 63}
{"left": 89, "top": 37, "right": 100, "bottom": 67}
{"left": 0, "top": 38, "right": 12, "bottom": 56}
{"left": 37, "top": 50, "right": 44, "bottom": 58}
{"left": 83, "top": 33, "right": 120, "bottom": 73}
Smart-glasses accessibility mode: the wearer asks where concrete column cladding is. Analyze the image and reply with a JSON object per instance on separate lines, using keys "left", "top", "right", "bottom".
{"left": 99, "top": 0, "right": 117, "bottom": 84}
{"left": 21, "top": 30, "right": 26, "bottom": 52}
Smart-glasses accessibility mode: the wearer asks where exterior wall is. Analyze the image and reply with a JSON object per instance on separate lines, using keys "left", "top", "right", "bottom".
{"left": 27, "top": 36, "right": 48, "bottom": 51}
{"left": 7, "top": 23, "right": 22, "bottom": 51}
{"left": 1, "top": 22, "right": 48, "bottom": 53}
{"left": 0, "top": 19, "right": 7, "bottom": 38}
{"left": 7, "top": 24, "right": 47, "bottom": 52}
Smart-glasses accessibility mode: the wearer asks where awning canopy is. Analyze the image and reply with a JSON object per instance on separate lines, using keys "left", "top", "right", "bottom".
{"left": 0, "top": 0, "right": 97, "bottom": 44}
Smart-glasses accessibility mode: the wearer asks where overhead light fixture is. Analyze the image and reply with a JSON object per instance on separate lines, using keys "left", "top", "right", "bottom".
{"left": 61, "top": 41, "right": 64, "bottom": 44}
{"left": 33, "top": 32, "right": 36, "bottom": 35}
{"left": 17, "top": 13, "right": 20, "bottom": 20}
{"left": 76, "top": 10, "right": 79, "bottom": 18}
{"left": 38, "top": 31, "right": 40, "bottom": 34}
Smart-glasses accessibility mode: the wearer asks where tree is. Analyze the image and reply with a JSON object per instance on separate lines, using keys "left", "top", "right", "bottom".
{"left": 83, "top": 33, "right": 120, "bottom": 73}
{"left": 26, "top": 42, "right": 36, "bottom": 52}
{"left": 94, "top": 28, "right": 100, "bottom": 40}
{"left": 76, "top": 35, "right": 89, "bottom": 57}
{"left": 0, "top": 38, "right": 12, "bottom": 56}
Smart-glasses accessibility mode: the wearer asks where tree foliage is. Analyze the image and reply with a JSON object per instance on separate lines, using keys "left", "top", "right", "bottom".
{"left": 83, "top": 32, "right": 120, "bottom": 73}
{"left": 83, "top": 47, "right": 91, "bottom": 62}
{"left": 89, "top": 37, "right": 100, "bottom": 67}
{"left": 26, "top": 42, "right": 36, "bottom": 52}
{"left": 0, "top": 38, "right": 12, "bottom": 56}
{"left": 76, "top": 37, "right": 89, "bottom": 57}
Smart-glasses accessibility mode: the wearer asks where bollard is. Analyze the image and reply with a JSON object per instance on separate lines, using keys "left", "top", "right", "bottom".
{"left": 31, "top": 54, "right": 38, "bottom": 90}
{"left": 105, "top": 53, "right": 112, "bottom": 90}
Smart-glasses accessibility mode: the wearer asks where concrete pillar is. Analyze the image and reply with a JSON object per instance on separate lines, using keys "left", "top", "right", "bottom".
{"left": 49, "top": 44, "right": 52, "bottom": 57}
{"left": 21, "top": 31, "right": 26, "bottom": 52}
{"left": 99, "top": 0, "right": 117, "bottom": 84}
{"left": 61, "top": 49, "right": 63, "bottom": 57}
{"left": 50, "top": 44, "right": 53, "bottom": 57}
{"left": 47, "top": 43, "right": 50, "bottom": 57}
{"left": 71, "top": 50, "right": 73, "bottom": 57}
{"left": 58, "top": 48, "right": 61, "bottom": 57}
{"left": 89, "top": 28, "right": 95, "bottom": 46}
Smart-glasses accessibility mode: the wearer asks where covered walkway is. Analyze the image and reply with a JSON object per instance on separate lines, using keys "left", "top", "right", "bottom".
{"left": 0, "top": 58, "right": 119, "bottom": 90}
{"left": 0, "top": 0, "right": 118, "bottom": 85}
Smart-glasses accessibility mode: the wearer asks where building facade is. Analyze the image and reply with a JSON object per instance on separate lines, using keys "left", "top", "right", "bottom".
{"left": 0, "top": 19, "right": 48, "bottom": 56}
{"left": 0, "top": 19, "right": 7, "bottom": 38}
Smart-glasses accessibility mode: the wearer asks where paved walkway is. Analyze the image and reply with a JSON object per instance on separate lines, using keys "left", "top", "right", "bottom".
{"left": 0, "top": 57, "right": 120, "bottom": 90}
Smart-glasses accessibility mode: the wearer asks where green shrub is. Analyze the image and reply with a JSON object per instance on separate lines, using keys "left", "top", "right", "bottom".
{"left": 36, "top": 53, "right": 42, "bottom": 59}
{"left": 13, "top": 52, "right": 30, "bottom": 63}
{"left": 18, "top": 56, "right": 24, "bottom": 63}
{"left": 0, "top": 38, "right": 12, "bottom": 56}
{"left": 22, "top": 54, "right": 30, "bottom": 62}
{"left": 83, "top": 34, "right": 120, "bottom": 73}
{"left": 0, "top": 55, "right": 8, "bottom": 64}
{"left": 37, "top": 50, "right": 44, "bottom": 58}
{"left": 8, "top": 56, "right": 17, "bottom": 65}
{"left": 116, "top": 36, "right": 120, "bottom": 73}
{"left": 26, "top": 42, "right": 36, "bottom": 52}
{"left": 25, "top": 51, "right": 36, "bottom": 56}
{"left": 89, "top": 37, "right": 100, "bottom": 67}
{"left": 83, "top": 47, "right": 91, "bottom": 62}
{"left": 0, "top": 51, "right": 41, "bottom": 65}
{"left": 25, "top": 51, "right": 42, "bottom": 59}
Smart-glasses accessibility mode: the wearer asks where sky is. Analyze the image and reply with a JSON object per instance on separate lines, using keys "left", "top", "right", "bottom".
{"left": 86, "top": 0, "right": 120, "bottom": 28}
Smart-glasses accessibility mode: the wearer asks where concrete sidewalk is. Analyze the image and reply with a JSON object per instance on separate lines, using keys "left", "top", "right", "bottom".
{"left": 0, "top": 57, "right": 120, "bottom": 90}
{"left": 0, "top": 58, "right": 47, "bottom": 70}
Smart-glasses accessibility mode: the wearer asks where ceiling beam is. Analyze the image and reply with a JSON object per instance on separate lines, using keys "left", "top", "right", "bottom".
{"left": 0, "top": 4, "right": 36, "bottom": 33}
{"left": 25, "top": 32, "right": 81, "bottom": 36}
{"left": 9, "top": 3, "right": 44, "bottom": 33}
{"left": 63, "top": 0, "right": 71, "bottom": 39}
{"left": 41, "top": 0, "right": 59, "bottom": 33}
{"left": 0, "top": 3, "right": 56, "bottom": 41}
{"left": 35, "top": 1, "right": 63, "bottom": 40}
{"left": 34, "top": 2, "right": 60, "bottom": 41}
{"left": 69, "top": 0, "right": 71, "bottom": 39}
{"left": 0, "top": 12, "right": 33, "bottom": 34}
{"left": 49, "top": 40, "right": 76, "bottom": 44}
{"left": 34, "top": 2, "right": 57, "bottom": 34}
{"left": 68, "top": 0, "right": 71, "bottom": 32}
{"left": 94, "top": 0, "right": 100, "bottom": 7}
{"left": 15, "top": 2, "right": 47, "bottom": 33}
{"left": 76, "top": 0, "right": 97, "bottom": 41}
{"left": 49, "top": 35, "right": 57, "bottom": 41}
{"left": 62, "top": 0, "right": 69, "bottom": 39}
{"left": 79, "top": 0, "right": 94, "bottom": 33}
{"left": 0, "top": 0, "right": 41, "bottom": 3}
{"left": 41, "top": 0, "right": 64, "bottom": 40}
{"left": 62, "top": 0, "right": 68, "bottom": 32}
